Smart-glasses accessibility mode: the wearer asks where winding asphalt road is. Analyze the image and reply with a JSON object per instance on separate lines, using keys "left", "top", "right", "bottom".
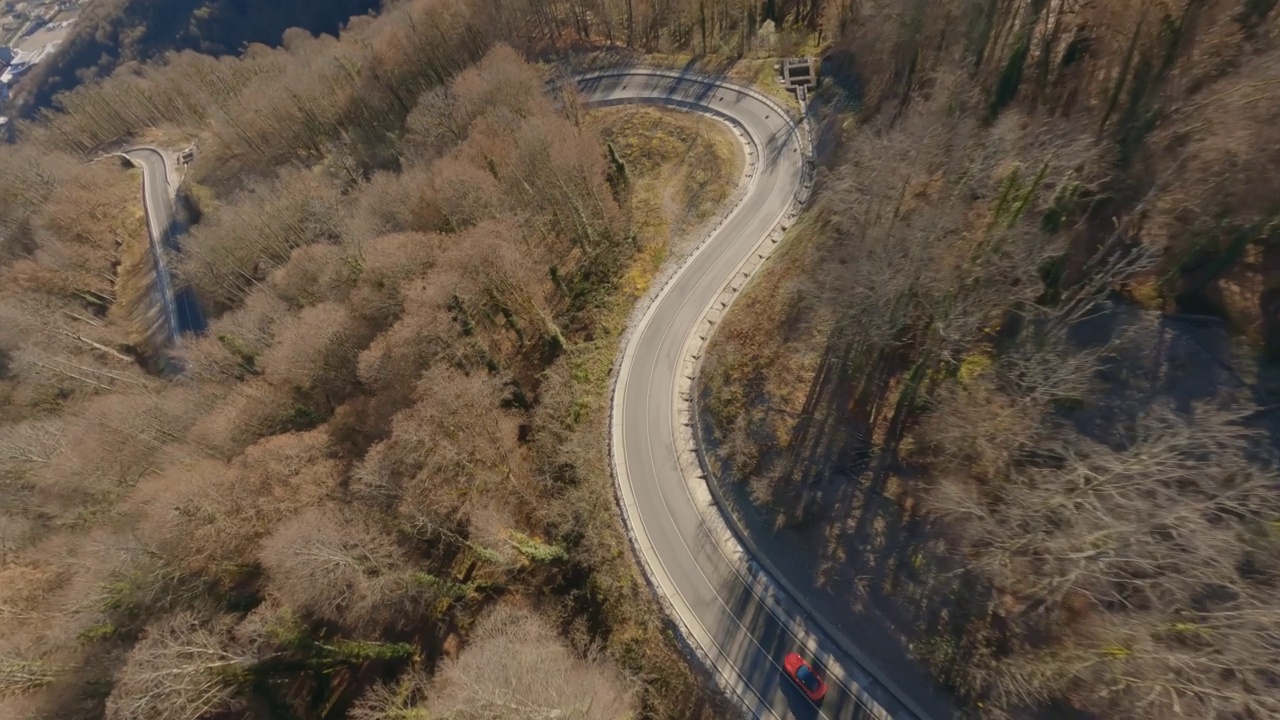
{"left": 582, "top": 69, "right": 931, "bottom": 720}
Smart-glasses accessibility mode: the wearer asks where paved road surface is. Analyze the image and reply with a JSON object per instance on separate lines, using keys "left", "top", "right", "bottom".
{"left": 584, "top": 69, "right": 934, "bottom": 720}
{"left": 122, "top": 146, "right": 204, "bottom": 342}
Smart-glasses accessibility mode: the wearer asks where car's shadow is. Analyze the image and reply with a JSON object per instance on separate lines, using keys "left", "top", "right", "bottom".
{"left": 778, "top": 671, "right": 822, "bottom": 720}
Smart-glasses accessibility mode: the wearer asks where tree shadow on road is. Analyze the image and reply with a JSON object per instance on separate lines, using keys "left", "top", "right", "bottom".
{"left": 699, "top": 319, "right": 963, "bottom": 720}
{"left": 700, "top": 296, "right": 1280, "bottom": 719}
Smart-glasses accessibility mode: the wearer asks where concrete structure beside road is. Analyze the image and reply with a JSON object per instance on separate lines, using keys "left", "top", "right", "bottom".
{"left": 778, "top": 57, "right": 816, "bottom": 104}
{"left": 0, "top": 0, "right": 81, "bottom": 110}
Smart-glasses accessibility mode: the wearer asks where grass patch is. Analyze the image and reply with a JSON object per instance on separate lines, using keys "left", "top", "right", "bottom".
{"left": 699, "top": 213, "right": 829, "bottom": 456}
{"left": 586, "top": 106, "right": 744, "bottom": 248}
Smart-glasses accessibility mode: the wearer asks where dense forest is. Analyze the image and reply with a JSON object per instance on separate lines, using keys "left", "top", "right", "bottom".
{"left": 2, "top": 0, "right": 1278, "bottom": 718}
{"left": 12, "top": 0, "right": 815, "bottom": 120}
{"left": 0, "top": 0, "right": 749, "bottom": 718}
{"left": 702, "top": 1, "right": 1280, "bottom": 719}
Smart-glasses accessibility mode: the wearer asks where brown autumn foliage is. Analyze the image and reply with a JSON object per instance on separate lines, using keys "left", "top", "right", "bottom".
{"left": 0, "top": 0, "right": 750, "bottom": 715}
{"left": 350, "top": 603, "right": 637, "bottom": 720}
{"left": 10, "top": 0, "right": 1272, "bottom": 717}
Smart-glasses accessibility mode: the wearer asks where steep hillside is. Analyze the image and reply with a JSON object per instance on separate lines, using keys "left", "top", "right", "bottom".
{"left": 700, "top": 1, "right": 1280, "bottom": 718}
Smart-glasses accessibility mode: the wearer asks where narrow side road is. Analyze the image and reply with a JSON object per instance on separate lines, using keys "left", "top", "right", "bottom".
{"left": 121, "top": 146, "right": 205, "bottom": 349}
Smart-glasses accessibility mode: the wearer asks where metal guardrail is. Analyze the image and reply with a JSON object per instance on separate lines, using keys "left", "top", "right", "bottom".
{"left": 586, "top": 68, "right": 797, "bottom": 717}
{"left": 579, "top": 68, "right": 909, "bottom": 720}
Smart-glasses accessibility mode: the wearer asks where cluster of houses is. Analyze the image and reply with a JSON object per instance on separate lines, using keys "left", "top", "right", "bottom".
{"left": 0, "top": 0, "right": 78, "bottom": 116}
{"left": 0, "top": 43, "right": 53, "bottom": 103}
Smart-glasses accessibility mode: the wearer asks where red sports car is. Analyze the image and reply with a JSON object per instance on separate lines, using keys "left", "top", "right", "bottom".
{"left": 783, "top": 652, "right": 828, "bottom": 702}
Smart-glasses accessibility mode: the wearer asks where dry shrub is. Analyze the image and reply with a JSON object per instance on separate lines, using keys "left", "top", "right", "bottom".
{"left": 345, "top": 231, "right": 441, "bottom": 327}
{"left": 421, "top": 603, "right": 636, "bottom": 720}
{"left": 136, "top": 428, "right": 340, "bottom": 577}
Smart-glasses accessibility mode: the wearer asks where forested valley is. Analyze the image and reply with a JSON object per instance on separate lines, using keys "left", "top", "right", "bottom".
{"left": 1, "top": 0, "right": 1278, "bottom": 718}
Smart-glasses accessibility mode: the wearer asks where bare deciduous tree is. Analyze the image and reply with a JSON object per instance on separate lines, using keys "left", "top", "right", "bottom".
{"left": 105, "top": 611, "right": 255, "bottom": 720}
{"left": 461, "top": 222, "right": 565, "bottom": 349}
{"left": 180, "top": 169, "right": 344, "bottom": 314}
{"left": 260, "top": 301, "right": 369, "bottom": 412}
{"left": 268, "top": 244, "right": 354, "bottom": 310}
{"left": 922, "top": 351, "right": 1280, "bottom": 718}
{"left": 138, "top": 428, "right": 340, "bottom": 578}
{"left": 448, "top": 45, "right": 556, "bottom": 133}
{"left": 354, "top": 278, "right": 460, "bottom": 399}
{"left": 352, "top": 364, "right": 518, "bottom": 533}
{"left": 258, "top": 505, "right": 424, "bottom": 633}
{"left": 185, "top": 380, "right": 296, "bottom": 459}
{"left": 345, "top": 232, "right": 440, "bottom": 328}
